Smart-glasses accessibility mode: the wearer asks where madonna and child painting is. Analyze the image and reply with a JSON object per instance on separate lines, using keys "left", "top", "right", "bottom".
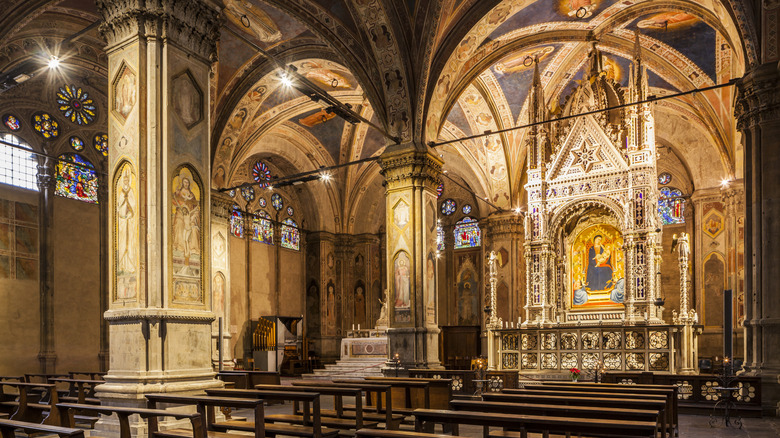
{"left": 571, "top": 224, "right": 625, "bottom": 308}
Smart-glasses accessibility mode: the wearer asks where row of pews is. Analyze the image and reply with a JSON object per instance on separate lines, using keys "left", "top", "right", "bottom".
{"left": 0, "top": 371, "right": 678, "bottom": 438}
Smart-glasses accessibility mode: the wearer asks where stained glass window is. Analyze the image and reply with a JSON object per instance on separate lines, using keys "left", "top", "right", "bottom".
{"left": 462, "top": 204, "right": 472, "bottom": 215}
{"left": 0, "top": 134, "right": 38, "bottom": 191}
{"left": 55, "top": 153, "right": 98, "bottom": 203}
{"left": 272, "top": 193, "right": 283, "bottom": 211}
{"left": 258, "top": 197, "right": 267, "bottom": 208}
{"left": 32, "top": 113, "right": 59, "bottom": 139}
{"left": 441, "top": 198, "right": 456, "bottom": 215}
{"left": 453, "top": 217, "right": 481, "bottom": 249}
{"left": 94, "top": 133, "right": 108, "bottom": 156}
{"left": 658, "top": 172, "right": 672, "bottom": 185}
{"left": 436, "top": 183, "right": 443, "bottom": 199}
{"left": 251, "top": 211, "right": 274, "bottom": 245}
{"left": 3, "top": 114, "right": 20, "bottom": 131}
{"left": 230, "top": 205, "right": 244, "bottom": 238}
{"left": 228, "top": 189, "right": 236, "bottom": 198}
{"left": 252, "top": 160, "right": 271, "bottom": 187}
{"left": 69, "top": 136, "right": 84, "bottom": 151}
{"left": 658, "top": 187, "right": 685, "bottom": 225}
{"left": 437, "top": 225, "right": 445, "bottom": 251}
{"left": 287, "top": 206, "right": 294, "bottom": 216}
{"left": 241, "top": 185, "right": 255, "bottom": 202}
{"left": 281, "top": 218, "right": 300, "bottom": 250}
{"left": 56, "top": 85, "right": 97, "bottom": 125}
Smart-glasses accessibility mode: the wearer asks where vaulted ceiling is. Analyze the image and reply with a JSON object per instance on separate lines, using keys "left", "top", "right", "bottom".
{"left": 0, "top": 0, "right": 757, "bottom": 233}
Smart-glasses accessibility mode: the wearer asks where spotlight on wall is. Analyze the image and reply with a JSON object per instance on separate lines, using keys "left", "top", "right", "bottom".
{"left": 513, "top": 207, "right": 522, "bottom": 214}
{"left": 721, "top": 178, "right": 731, "bottom": 187}
{"left": 279, "top": 73, "right": 293, "bottom": 87}
{"left": 47, "top": 56, "right": 60, "bottom": 69}
{"left": 267, "top": 185, "right": 274, "bottom": 191}
{"left": 320, "top": 172, "right": 331, "bottom": 182}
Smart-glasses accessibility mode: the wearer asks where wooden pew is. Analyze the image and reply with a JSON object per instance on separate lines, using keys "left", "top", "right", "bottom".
{"left": 204, "top": 388, "right": 340, "bottom": 438}
{"left": 56, "top": 403, "right": 203, "bottom": 438}
{"left": 412, "top": 408, "right": 657, "bottom": 438}
{"left": 0, "top": 418, "right": 85, "bottom": 438}
{"left": 292, "top": 380, "right": 404, "bottom": 429}
{"left": 484, "top": 392, "right": 667, "bottom": 438}
{"left": 67, "top": 372, "right": 105, "bottom": 381}
{"left": 0, "top": 382, "right": 61, "bottom": 425}
{"left": 49, "top": 379, "right": 102, "bottom": 404}
{"left": 450, "top": 399, "right": 663, "bottom": 438}
{"left": 536, "top": 382, "right": 678, "bottom": 436}
{"left": 217, "top": 370, "right": 280, "bottom": 388}
{"left": 253, "top": 384, "right": 379, "bottom": 432}
{"left": 216, "top": 372, "right": 248, "bottom": 389}
{"left": 363, "top": 377, "right": 451, "bottom": 410}
{"left": 503, "top": 387, "right": 672, "bottom": 436}
{"left": 145, "top": 394, "right": 263, "bottom": 438}
{"left": 333, "top": 378, "right": 433, "bottom": 419}
{"left": 355, "top": 429, "right": 453, "bottom": 438}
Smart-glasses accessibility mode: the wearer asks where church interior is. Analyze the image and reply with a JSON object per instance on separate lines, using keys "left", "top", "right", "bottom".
{"left": 1, "top": 0, "right": 780, "bottom": 435}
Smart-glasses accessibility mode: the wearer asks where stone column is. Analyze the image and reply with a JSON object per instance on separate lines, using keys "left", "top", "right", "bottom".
{"left": 98, "top": 180, "right": 110, "bottom": 372}
{"left": 721, "top": 182, "right": 745, "bottom": 360}
{"left": 211, "top": 193, "right": 233, "bottom": 370}
{"left": 95, "top": 1, "right": 222, "bottom": 434}
{"left": 36, "top": 156, "right": 56, "bottom": 373}
{"left": 735, "top": 61, "right": 780, "bottom": 413}
{"left": 483, "top": 212, "right": 524, "bottom": 324}
{"left": 379, "top": 144, "right": 442, "bottom": 370}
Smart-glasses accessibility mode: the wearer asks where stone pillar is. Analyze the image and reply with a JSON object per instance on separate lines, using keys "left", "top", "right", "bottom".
{"left": 98, "top": 180, "right": 110, "bottom": 372}
{"left": 95, "top": 1, "right": 222, "bottom": 434}
{"left": 379, "top": 144, "right": 442, "bottom": 370}
{"left": 483, "top": 213, "right": 524, "bottom": 325}
{"left": 211, "top": 193, "right": 233, "bottom": 370}
{"left": 721, "top": 182, "right": 745, "bottom": 361}
{"left": 735, "top": 61, "right": 780, "bottom": 413}
{"left": 36, "top": 156, "right": 56, "bottom": 373}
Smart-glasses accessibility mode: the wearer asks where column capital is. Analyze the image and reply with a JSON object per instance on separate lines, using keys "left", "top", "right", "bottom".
{"left": 379, "top": 143, "right": 443, "bottom": 190}
{"left": 210, "top": 190, "right": 233, "bottom": 220}
{"left": 95, "top": 0, "right": 221, "bottom": 61}
{"left": 483, "top": 212, "right": 524, "bottom": 239}
{"left": 735, "top": 62, "right": 780, "bottom": 130}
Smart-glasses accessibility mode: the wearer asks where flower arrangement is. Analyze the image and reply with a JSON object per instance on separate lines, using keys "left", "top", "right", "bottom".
{"left": 569, "top": 367, "right": 581, "bottom": 382}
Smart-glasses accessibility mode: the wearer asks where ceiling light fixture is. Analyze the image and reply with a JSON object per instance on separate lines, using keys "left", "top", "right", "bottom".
{"left": 47, "top": 56, "right": 60, "bottom": 69}
{"left": 721, "top": 178, "right": 731, "bottom": 187}
{"left": 320, "top": 172, "right": 331, "bottom": 182}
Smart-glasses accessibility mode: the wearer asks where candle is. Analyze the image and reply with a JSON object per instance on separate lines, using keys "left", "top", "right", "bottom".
{"left": 352, "top": 324, "right": 355, "bottom": 330}
{"left": 357, "top": 324, "right": 360, "bottom": 330}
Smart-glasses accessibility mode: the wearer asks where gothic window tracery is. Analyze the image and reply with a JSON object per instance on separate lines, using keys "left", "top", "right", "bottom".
{"left": 0, "top": 133, "right": 37, "bottom": 191}
{"left": 55, "top": 153, "right": 98, "bottom": 203}
{"left": 658, "top": 187, "right": 685, "bottom": 225}
{"left": 453, "top": 217, "right": 480, "bottom": 249}
{"left": 281, "top": 218, "right": 299, "bottom": 250}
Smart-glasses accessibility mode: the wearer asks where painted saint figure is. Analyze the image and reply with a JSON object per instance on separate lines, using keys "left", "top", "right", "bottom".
{"left": 172, "top": 175, "right": 200, "bottom": 268}
{"left": 586, "top": 235, "right": 613, "bottom": 291}
{"left": 117, "top": 166, "right": 136, "bottom": 274}
{"left": 394, "top": 254, "right": 410, "bottom": 307}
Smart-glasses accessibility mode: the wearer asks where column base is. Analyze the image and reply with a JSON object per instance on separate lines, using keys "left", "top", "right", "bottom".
{"left": 95, "top": 373, "right": 223, "bottom": 438}
{"left": 37, "top": 352, "right": 56, "bottom": 374}
{"left": 387, "top": 326, "right": 442, "bottom": 370}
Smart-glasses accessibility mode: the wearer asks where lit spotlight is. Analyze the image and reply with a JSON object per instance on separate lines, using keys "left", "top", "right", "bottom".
{"left": 514, "top": 207, "right": 522, "bottom": 214}
{"left": 47, "top": 56, "right": 60, "bottom": 69}
{"left": 721, "top": 178, "right": 730, "bottom": 187}
{"left": 267, "top": 185, "right": 274, "bottom": 191}
{"left": 320, "top": 172, "right": 331, "bottom": 182}
{"left": 280, "top": 73, "right": 293, "bottom": 87}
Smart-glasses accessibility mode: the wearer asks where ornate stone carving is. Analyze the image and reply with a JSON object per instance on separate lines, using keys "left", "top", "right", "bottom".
{"left": 95, "top": 0, "right": 220, "bottom": 60}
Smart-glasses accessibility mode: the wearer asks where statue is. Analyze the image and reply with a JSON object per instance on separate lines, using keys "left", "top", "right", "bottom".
{"left": 376, "top": 289, "right": 389, "bottom": 329}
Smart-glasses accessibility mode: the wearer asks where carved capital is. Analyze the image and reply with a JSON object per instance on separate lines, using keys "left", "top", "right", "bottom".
{"left": 484, "top": 213, "right": 524, "bottom": 239}
{"left": 735, "top": 62, "right": 780, "bottom": 131}
{"left": 210, "top": 190, "right": 233, "bottom": 220}
{"left": 96, "top": 0, "right": 220, "bottom": 61}
{"left": 379, "top": 144, "right": 442, "bottom": 190}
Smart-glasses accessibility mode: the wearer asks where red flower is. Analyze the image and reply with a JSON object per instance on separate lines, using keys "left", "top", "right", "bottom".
{"left": 569, "top": 367, "right": 581, "bottom": 374}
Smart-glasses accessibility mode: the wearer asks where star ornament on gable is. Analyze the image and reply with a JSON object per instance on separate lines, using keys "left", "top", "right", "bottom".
{"left": 571, "top": 142, "right": 601, "bottom": 172}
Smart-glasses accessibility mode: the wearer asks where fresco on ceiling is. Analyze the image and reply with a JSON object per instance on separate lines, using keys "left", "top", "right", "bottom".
{"left": 298, "top": 61, "right": 355, "bottom": 90}
{"left": 296, "top": 107, "right": 346, "bottom": 163}
{"left": 630, "top": 12, "right": 716, "bottom": 81}
{"left": 360, "top": 114, "right": 387, "bottom": 160}
{"left": 489, "top": 44, "right": 560, "bottom": 122}
{"left": 485, "top": 0, "right": 617, "bottom": 40}
{"left": 308, "top": 0, "right": 357, "bottom": 32}
{"left": 224, "top": 0, "right": 282, "bottom": 43}
{"left": 444, "top": 102, "right": 472, "bottom": 137}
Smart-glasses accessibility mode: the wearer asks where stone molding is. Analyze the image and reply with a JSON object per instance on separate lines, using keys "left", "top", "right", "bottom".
{"left": 210, "top": 190, "right": 233, "bottom": 220}
{"left": 735, "top": 62, "right": 780, "bottom": 130}
{"left": 95, "top": 0, "right": 220, "bottom": 60}
{"left": 104, "top": 308, "right": 215, "bottom": 322}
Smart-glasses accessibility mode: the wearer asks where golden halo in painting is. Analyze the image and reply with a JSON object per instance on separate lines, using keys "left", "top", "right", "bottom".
{"left": 636, "top": 11, "right": 699, "bottom": 31}
{"left": 494, "top": 46, "right": 555, "bottom": 75}
{"left": 570, "top": 224, "right": 625, "bottom": 309}
{"left": 557, "top": 0, "right": 602, "bottom": 19}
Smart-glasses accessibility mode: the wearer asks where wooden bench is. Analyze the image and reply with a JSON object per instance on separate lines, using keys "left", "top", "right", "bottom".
{"left": 451, "top": 399, "right": 664, "bottom": 438}
{"left": 292, "top": 380, "right": 404, "bottom": 429}
{"left": 484, "top": 392, "right": 667, "bottom": 438}
{"left": 0, "top": 418, "right": 85, "bottom": 438}
{"left": 536, "top": 382, "right": 678, "bottom": 436}
{"left": 413, "top": 408, "right": 657, "bottom": 438}
{"left": 0, "top": 382, "right": 61, "bottom": 425}
{"left": 204, "top": 388, "right": 340, "bottom": 438}
{"left": 218, "top": 370, "right": 280, "bottom": 388}
{"left": 67, "top": 372, "right": 106, "bottom": 381}
{"left": 253, "top": 384, "right": 379, "bottom": 432}
{"left": 56, "top": 403, "right": 203, "bottom": 438}
{"left": 503, "top": 387, "right": 672, "bottom": 436}
{"left": 49, "top": 378, "right": 102, "bottom": 404}
{"left": 145, "top": 393, "right": 263, "bottom": 438}
{"left": 334, "top": 378, "right": 433, "bottom": 419}
{"left": 355, "top": 429, "right": 453, "bottom": 438}
{"left": 363, "top": 377, "right": 451, "bottom": 410}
